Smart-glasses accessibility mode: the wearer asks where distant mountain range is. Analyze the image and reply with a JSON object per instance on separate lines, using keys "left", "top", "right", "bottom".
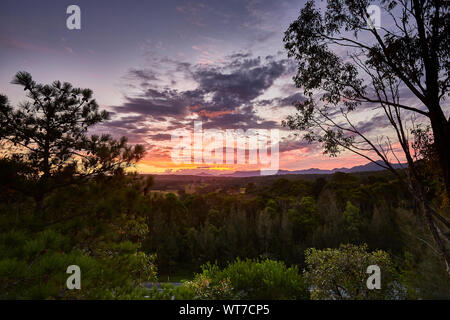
{"left": 219, "top": 160, "right": 406, "bottom": 177}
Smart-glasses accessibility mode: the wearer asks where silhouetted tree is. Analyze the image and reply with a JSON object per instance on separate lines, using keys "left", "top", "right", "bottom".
{"left": 0, "top": 71, "right": 145, "bottom": 211}
{"left": 284, "top": 0, "right": 449, "bottom": 270}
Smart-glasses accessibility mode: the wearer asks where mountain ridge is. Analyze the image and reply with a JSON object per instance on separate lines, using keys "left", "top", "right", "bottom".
{"left": 218, "top": 160, "right": 406, "bottom": 177}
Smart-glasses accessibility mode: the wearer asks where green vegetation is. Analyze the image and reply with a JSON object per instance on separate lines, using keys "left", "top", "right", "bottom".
{"left": 4, "top": 163, "right": 448, "bottom": 299}
{"left": 1, "top": 71, "right": 449, "bottom": 300}
{"left": 305, "top": 244, "right": 398, "bottom": 300}
{"left": 2, "top": 158, "right": 449, "bottom": 299}
{"left": 187, "top": 258, "right": 309, "bottom": 300}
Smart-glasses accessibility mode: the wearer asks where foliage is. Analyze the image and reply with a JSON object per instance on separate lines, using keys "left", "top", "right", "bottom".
{"left": 0, "top": 228, "right": 157, "bottom": 299}
{"left": 0, "top": 72, "right": 144, "bottom": 208}
{"left": 184, "top": 273, "right": 235, "bottom": 300}
{"left": 187, "top": 258, "right": 309, "bottom": 300}
{"left": 1, "top": 156, "right": 449, "bottom": 299}
{"left": 0, "top": 74, "right": 158, "bottom": 299}
{"left": 282, "top": 0, "right": 449, "bottom": 181}
{"left": 342, "top": 201, "right": 364, "bottom": 242}
{"left": 304, "top": 244, "right": 401, "bottom": 300}
{"left": 282, "top": 0, "right": 450, "bottom": 268}
{"left": 0, "top": 72, "right": 448, "bottom": 298}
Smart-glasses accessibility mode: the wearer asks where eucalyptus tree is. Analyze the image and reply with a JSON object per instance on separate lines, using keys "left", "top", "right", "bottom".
{"left": 283, "top": 0, "right": 449, "bottom": 269}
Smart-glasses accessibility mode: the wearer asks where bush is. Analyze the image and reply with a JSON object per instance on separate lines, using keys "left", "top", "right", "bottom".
{"left": 185, "top": 258, "right": 309, "bottom": 300}
{"left": 184, "top": 274, "right": 235, "bottom": 299}
{"left": 305, "top": 244, "right": 403, "bottom": 300}
{"left": 0, "top": 229, "right": 158, "bottom": 299}
{"left": 0, "top": 176, "right": 159, "bottom": 299}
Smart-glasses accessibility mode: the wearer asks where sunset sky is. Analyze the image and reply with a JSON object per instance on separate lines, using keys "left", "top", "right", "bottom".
{"left": 0, "top": 0, "right": 420, "bottom": 174}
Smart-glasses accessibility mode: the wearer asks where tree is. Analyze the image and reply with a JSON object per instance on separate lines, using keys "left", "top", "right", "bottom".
{"left": 343, "top": 201, "right": 364, "bottom": 242}
{"left": 187, "top": 258, "right": 309, "bottom": 299}
{"left": 283, "top": 0, "right": 450, "bottom": 270}
{"left": 0, "top": 174, "right": 158, "bottom": 299}
{"left": 305, "top": 244, "right": 400, "bottom": 299}
{"left": 0, "top": 72, "right": 145, "bottom": 211}
{"left": 288, "top": 196, "right": 318, "bottom": 241}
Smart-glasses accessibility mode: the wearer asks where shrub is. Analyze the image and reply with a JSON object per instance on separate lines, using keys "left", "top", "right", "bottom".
{"left": 0, "top": 228, "right": 158, "bottom": 299}
{"left": 304, "top": 244, "right": 403, "bottom": 300}
{"left": 184, "top": 273, "right": 235, "bottom": 299}
{"left": 186, "top": 258, "right": 309, "bottom": 300}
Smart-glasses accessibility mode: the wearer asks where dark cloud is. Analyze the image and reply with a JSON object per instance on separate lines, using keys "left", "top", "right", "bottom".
{"left": 257, "top": 92, "right": 306, "bottom": 108}
{"left": 356, "top": 114, "right": 392, "bottom": 134}
{"left": 105, "top": 115, "right": 147, "bottom": 129}
{"left": 115, "top": 90, "right": 191, "bottom": 118}
{"left": 106, "top": 52, "right": 398, "bottom": 153}
{"left": 202, "top": 112, "right": 280, "bottom": 130}
{"left": 108, "top": 52, "right": 292, "bottom": 141}
{"left": 279, "top": 137, "right": 315, "bottom": 153}
{"left": 279, "top": 92, "right": 306, "bottom": 106}
{"left": 193, "top": 56, "right": 286, "bottom": 111}
{"left": 127, "top": 69, "right": 159, "bottom": 82}
{"left": 227, "top": 52, "right": 252, "bottom": 60}
{"left": 148, "top": 133, "right": 172, "bottom": 141}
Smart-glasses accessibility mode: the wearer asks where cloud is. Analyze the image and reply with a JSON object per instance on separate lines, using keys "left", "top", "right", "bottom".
{"left": 193, "top": 56, "right": 286, "bottom": 111}
{"left": 356, "top": 114, "right": 392, "bottom": 134}
{"left": 127, "top": 68, "right": 159, "bottom": 83}
{"left": 102, "top": 51, "right": 342, "bottom": 168}
{"left": 279, "top": 136, "right": 314, "bottom": 153}
{"left": 109, "top": 53, "right": 291, "bottom": 138}
{"left": 113, "top": 88, "right": 192, "bottom": 118}
{"left": 101, "top": 50, "right": 404, "bottom": 172}
{"left": 256, "top": 92, "right": 306, "bottom": 108}
{"left": 148, "top": 133, "right": 172, "bottom": 141}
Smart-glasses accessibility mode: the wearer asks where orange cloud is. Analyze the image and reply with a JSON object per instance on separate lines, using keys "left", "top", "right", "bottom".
{"left": 197, "top": 109, "right": 234, "bottom": 118}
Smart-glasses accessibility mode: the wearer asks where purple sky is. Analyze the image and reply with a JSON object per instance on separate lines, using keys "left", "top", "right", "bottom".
{"left": 0, "top": 0, "right": 433, "bottom": 174}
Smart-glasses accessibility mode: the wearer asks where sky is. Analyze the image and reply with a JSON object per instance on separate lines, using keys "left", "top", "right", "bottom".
{"left": 0, "top": 0, "right": 419, "bottom": 174}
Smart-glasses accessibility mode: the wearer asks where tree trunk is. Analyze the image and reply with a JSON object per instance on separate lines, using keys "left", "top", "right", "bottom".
{"left": 428, "top": 108, "right": 450, "bottom": 201}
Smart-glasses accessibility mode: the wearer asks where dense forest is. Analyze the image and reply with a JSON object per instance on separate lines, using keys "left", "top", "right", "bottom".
{"left": 1, "top": 158, "right": 449, "bottom": 298}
